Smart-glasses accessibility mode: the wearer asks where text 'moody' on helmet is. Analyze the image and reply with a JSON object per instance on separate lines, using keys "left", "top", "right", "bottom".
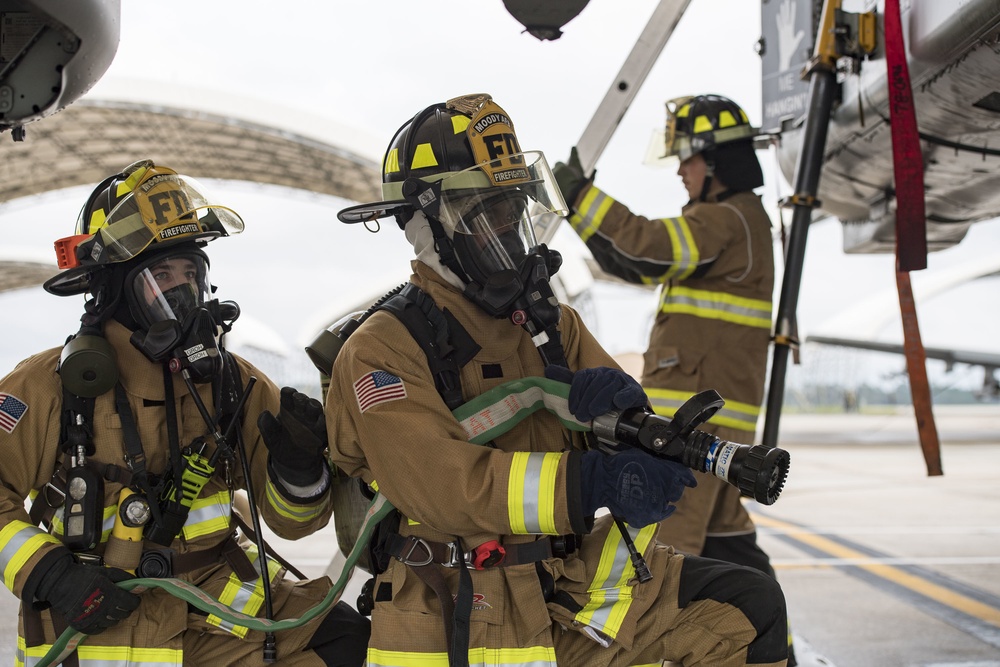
{"left": 643, "top": 94, "right": 760, "bottom": 167}
{"left": 336, "top": 93, "right": 568, "bottom": 234}
{"left": 43, "top": 159, "right": 245, "bottom": 297}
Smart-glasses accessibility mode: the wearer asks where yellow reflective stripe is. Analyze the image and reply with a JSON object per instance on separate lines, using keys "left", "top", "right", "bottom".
{"left": 575, "top": 523, "right": 657, "bottom": 639}
{"left": 265, "top": 479, "right": 326, "bottom": 522}
{"left": 660, "top": 216, "right": 700, "bottom": 280}
{"left": 1, "top": 521, "right": 60, "bottom": 591}
{"left": 659, "top": 286, "right": 772, "bottom": 329}
{"left": 181, "top": 490, "right": 232, "bottom": 540}
{"left": 646, "top": 388, "right": 760, "bottom": 432}
{"left": 451, "top": 115, "right": 470, "bottom": 134}
{"left": 19, "top": 640, "right": 183, "bottom": 666}
{"left": 411, "top": 142, "right": 439, "bottom": 170}
{"left": 569, "top": 186, "right": 613, "bottom": 242}
{"left": 693, "top": 115, "right": 713, "bottom": 133}
{"left": 507, "top": 452, "right": 561, "bottom": 535}
{"left": 207, "top": 546, "right": 283, "bottom": 637}
{"left": 368, "top": 645, "right": 558, "bottom": 666}
{"left": 384, "top": 148, "right": 400, "bottom": 176}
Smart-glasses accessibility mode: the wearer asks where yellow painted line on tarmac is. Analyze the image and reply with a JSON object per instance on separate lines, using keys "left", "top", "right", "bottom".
{"left": 751, "top": 511, "right": 1000, "bottom": 628}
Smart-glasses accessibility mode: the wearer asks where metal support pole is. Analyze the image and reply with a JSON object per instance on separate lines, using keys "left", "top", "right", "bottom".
{"left": 762, "top": 0, "right": 841, "bottom": 448}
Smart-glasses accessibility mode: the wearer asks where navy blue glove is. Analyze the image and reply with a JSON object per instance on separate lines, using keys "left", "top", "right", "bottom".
{"left": 579, "top": 449, "right": 697, "bottom": 527}
{"left": 258, "top": 387, "right": 328, "bottom": 486}
{"left": 545, "top": 365, "right": 648, "bottom": 423}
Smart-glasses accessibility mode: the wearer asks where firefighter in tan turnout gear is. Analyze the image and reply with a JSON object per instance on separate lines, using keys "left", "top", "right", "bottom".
{"left": 553, "top": 94, "right": 797, "bottom": 663}
{"left": 328, "top": 93, "right": 788, "bottom": 666}
{"left": 0, "top": 161, "right": 369, "bottom": 666}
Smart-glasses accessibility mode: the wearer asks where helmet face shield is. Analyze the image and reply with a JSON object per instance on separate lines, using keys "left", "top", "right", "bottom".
{"left": 45, "top": 161, "right": 245, "bottom": 298}
{"left": 127, "top": 251, "right": 212, "bottom": 330}
{"left": 435, "top": 150, "right": 566, "bottom": 281}
{"left": 81, "top": 172, "right": 244, "bottom": 265}
{"left": 644, "top": 94, "right": 759, "bottom": 167}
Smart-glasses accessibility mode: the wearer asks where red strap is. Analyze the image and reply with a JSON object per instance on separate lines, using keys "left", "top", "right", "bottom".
{"left": 884, "top": 0, "right": 927, "bottom": 272}
{"left": 886, "top": 1, "right": 942, "bottom": 476}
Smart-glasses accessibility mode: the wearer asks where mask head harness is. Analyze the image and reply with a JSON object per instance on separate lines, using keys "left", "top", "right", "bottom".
{"left": 337, "top": 94, "right": 570, "bottom": 361}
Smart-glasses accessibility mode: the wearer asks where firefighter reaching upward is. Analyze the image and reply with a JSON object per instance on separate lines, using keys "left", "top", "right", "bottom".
{"left": 554, "top": 93, "right": 805, "bottom": 664}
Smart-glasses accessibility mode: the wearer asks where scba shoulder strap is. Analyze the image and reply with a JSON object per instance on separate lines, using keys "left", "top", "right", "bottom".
{"left": 377, "top": 283, "right": 480, "bottom": 411}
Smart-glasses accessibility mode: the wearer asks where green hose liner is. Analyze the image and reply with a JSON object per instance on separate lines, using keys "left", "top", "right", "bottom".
{"left": 39, "top": 377, "right": 581, "bottom": 665}
{"left": 39, "top": 493, "right": 395, "bottom": 667}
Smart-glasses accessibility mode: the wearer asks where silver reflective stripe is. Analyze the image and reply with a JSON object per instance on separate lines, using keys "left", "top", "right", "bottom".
{"left": 660, "top": 216, "right": 699, "bottom": 279}
{"left": 209, "top": 546, "right": 282, "bottom": 637}
{"left": 181, "top": 490, "right": 231, "bottom": 540}
{"left": 20, "top": 644, "right": 183, "bottom": 666}
{"left": 1, "top": 522, "right": 59, "bottom": 591}
{"left": 659, "top": 286, "right": 772, "bottom": 329}
{"left": 647, "top": 388, "right": 760, "bottom": 431}
{"left": 367, "top": 646, "right": 558, "bottom": 666}
{"left": 265, "top": 479, "right": 326, "bottom": 522}
{"left": 521, "top": 453, "right": 544, "bottom": 533}
{"left": 574, "top": 522, "right": 658, "bottom": 639}
{"left": 569, "top": 187, "right": 613, "bottom": 242}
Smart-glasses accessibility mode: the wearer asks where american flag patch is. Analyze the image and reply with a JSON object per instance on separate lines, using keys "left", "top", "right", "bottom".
{"left": 0, "top": 393, "right": 28, "bottom": 433}
{"left": 354, "top": 371, "right": 407, "bottom": 413}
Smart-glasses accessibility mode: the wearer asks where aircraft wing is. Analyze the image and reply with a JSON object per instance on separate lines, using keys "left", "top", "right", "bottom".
{"left": 806, "top": 335, "right": 1000, "bottom": 371}
{"left": 806, "top": 334, "right": 1000, "bottom": 399}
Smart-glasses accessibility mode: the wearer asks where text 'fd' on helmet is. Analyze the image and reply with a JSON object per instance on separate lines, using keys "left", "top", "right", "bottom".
{"left": 43, "top": 159, "right": 245, "bottom": 297}
{"left": 335, "top": 93, "right": 567, "bottom": 230}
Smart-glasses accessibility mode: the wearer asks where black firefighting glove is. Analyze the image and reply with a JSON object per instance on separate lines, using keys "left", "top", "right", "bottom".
{"left": 579, "top": 448, "right": 697, "bottom": 527}
{"left": 34, "top": 551, "right": 140, "bottom": 635}
{"left": 552, "top": 146, "right": 594, "bottom": 211}
{"left": 545, "top": 365, "right": 647, "bottom": 423}
{"left": 258, "top": 386, "right": 328, "bottom": 487}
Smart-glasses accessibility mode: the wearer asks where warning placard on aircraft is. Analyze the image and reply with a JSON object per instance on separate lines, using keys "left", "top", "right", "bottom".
{"left": 761, "top": 0, "right": 813, "bottom": 134}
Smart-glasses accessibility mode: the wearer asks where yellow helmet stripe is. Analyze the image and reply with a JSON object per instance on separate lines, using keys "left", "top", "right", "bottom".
{"left": 410, "top": 142, "right": 439, "bottom": 171}
{"left": 718, "top": 110, "right": 737, "bottom": 128}
{"left": 451, "top": 115, "right": 470, "bottom": 134}
{"left": 692, "top": 115, "right": 713, "bottom": 133}
{"left": 384, "top": 147, "right": 400, "bottom": 175}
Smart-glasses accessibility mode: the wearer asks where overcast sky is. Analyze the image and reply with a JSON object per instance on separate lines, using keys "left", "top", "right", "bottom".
{"left": 2, "top": 0, "right": 998, "bottom": 388}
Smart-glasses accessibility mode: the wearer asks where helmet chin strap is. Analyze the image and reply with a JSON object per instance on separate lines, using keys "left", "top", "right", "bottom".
{"left": 698, "top": 159, "right": 716, "bottom": 203}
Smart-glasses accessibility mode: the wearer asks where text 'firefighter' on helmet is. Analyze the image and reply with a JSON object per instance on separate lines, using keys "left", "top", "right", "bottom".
{"left": 43, "top": 159, "right": 244, "bottom": 297}
{"left": 336, "top": 93, "right": 568, "bottom": 230}
{"left": 662, "top": 94, "right": 758, "bottom": 162}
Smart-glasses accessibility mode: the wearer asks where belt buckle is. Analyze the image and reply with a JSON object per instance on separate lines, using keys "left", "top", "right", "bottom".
{"left": 398, "top": 537, "right": 434, "bottom": 567}
{"left": 441, "top": 542, "right": 465, "bottom": 568}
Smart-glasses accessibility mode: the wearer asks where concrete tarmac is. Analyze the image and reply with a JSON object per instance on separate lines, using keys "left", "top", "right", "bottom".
{"left": 2, "top": 404, "right": 998, "bottom": 666}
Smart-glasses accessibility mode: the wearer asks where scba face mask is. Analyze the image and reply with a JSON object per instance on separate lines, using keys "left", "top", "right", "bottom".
{"left": 126, "top": 250, "right": 229, "bottom": 382}
{"left": 433, "top": 151, "right": 566, "bottom": 319}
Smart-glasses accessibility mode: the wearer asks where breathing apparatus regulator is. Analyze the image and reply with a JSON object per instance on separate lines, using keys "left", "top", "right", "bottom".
{"left": 337, "top": 93, "right": 571, "bottom": 365}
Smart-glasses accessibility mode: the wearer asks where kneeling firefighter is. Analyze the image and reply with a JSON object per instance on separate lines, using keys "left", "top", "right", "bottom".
{"left": 0, "top": 160, "right": 368, "bottom": 666}
{"left": 328, "top": 94, "right": 789, "bottom": 666}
